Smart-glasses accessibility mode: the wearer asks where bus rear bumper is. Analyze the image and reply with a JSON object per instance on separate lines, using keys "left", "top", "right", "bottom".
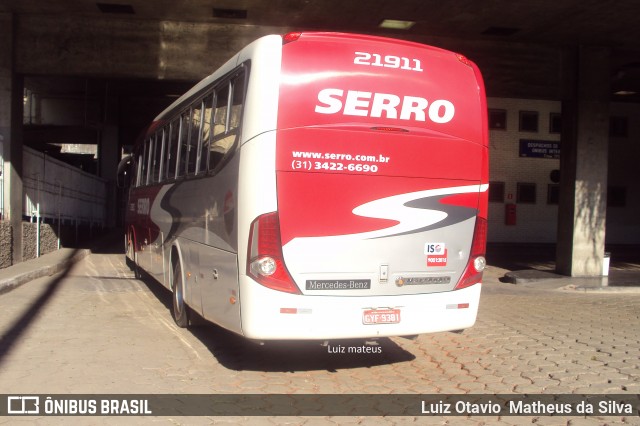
{"left": 239, "top": 278, "right": 482, "bottom": 340}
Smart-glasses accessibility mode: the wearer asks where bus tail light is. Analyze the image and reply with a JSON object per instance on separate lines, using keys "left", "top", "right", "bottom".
{"left": 455, "top": 217, "right": 487, "bottom": 290}
{"left": 456, "top": 53, "right": 473, "bottom": 67}
{"left": 247, "top": 212, "right": 301, "bottom": 294}
{"left": 283, "top": 32, "right": 302, "bottom": 44}
{"left": 370, "top": 126, "right": 409, "bottom": 133}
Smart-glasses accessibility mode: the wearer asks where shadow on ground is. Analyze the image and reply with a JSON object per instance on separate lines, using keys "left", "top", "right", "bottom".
{"left": 136, "top": 270, "right": 416, "bottom": 373}
{"left": 488, "top": 243, "right": 640, "bottom": 286}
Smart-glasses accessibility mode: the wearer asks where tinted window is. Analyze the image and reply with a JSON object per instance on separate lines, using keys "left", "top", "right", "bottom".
{"left": 209, "top": 73, "right": 245, "bottom": 171}
{"left": 177, "top": 111, "right": 190, "bottom": 177}
{"left": 166, "top": 120, "right": 179, "bottom": 179}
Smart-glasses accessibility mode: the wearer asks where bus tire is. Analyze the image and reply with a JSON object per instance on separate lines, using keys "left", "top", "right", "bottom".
{"left": 126, "top": 232, "right": 142, "bottom": 279}
{"left": 133, "top": 252, "right": 142, "bottom": 279}
{"left": 172, "top": 259, "right": 189, "bottom": 328}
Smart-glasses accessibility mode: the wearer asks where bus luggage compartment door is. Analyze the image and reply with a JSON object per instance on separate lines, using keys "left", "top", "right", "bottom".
{"left": 275, "top": 127, "right": 485, "bottom": 298}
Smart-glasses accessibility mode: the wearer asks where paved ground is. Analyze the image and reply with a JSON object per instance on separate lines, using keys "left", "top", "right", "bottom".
{"left": 0, "top": 241, "right": 639, "bottom": 425}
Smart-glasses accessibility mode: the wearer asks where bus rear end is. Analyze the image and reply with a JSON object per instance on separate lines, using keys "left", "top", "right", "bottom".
{"left": 241, "top": 32, "right": 488, "bottom": 340}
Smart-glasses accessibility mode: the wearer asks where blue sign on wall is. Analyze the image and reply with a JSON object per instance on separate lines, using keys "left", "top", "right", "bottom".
{"left": 519, "top": 139, "right": 560, "bottom": 159}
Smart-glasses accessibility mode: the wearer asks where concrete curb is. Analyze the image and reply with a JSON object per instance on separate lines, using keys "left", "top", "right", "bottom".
{"left": 502, "top": 269, "right": 565, "bottom": 284}
{"left": 0, "top": 248, "right": 91, "bottom": 295}
{"left": 557, "top": 283, "right": 640, "bottom": 294}
{"left": 500, "top": 267, "right": 640, "bottom": 293}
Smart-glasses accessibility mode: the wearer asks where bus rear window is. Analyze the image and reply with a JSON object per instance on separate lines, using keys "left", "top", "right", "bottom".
{"left": 278, "top": 33, "right": 484, "bottom": 144}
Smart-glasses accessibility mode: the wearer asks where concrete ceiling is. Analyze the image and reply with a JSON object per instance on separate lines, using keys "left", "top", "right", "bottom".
{"left": 4, "top": 0, "right": 640, "bottom": 151}
{"left": 3, "top": 0, "right": 639, "bottom": 49}
{"left": 3, "top": 0, "right": 639, "bottom": 101}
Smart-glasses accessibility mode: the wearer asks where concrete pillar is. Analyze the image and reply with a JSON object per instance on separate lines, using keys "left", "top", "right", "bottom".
{"left": 556, "top": 46, "right": 610, "bottom": 276}
{"left": 99, "top": 124, "right": 119, "bottom": 228}
{"left": 0, "top": 13, "right": 24, "bottom": 264}
{"left": 99, "top": 84, "right": 119, "bottom": 228}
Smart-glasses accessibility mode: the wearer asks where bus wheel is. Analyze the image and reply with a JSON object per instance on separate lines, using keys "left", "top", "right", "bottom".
{"left": 126, "top": 233, "right": 142, "bottom": 279}
{"left": 172, "top": 259, "right": 189, "bottom": 328}
{"left": 124, "top": 234, "right": 142, "bottom": 279}
{"left": 133, "top": 253, "right": 142, "bottom": 279}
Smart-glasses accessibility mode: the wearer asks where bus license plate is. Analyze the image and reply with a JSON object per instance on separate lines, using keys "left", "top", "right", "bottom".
{"left": 363, "top": 309, "right": 401, "bottom": 325}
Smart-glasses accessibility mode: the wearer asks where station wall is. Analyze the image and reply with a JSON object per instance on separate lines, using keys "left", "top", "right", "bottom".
{"left": 22, "top": 146, "right": 108, "bottom": 225}
{"left": 487, "top": 97, "right": 639, "bottom": 244}
{"left": 606, "top": 102, "right": 640, "bottom": 244}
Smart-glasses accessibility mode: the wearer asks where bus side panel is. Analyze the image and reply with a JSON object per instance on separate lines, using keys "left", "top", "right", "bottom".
{"left": 236, "top": 131, "right": 279, "bottom": 274}
{"left": 233, "top": 37, "right": 284, "bottom": 337}
{"left": 147, "top": 185, "right": 175, "bottom": 286}
{"left": 193, "top": 240, "right": 241, "bottom": 334}
{"left": 236, "top": 131, "right": 279, "bottom": 336}
{"left": 236, "top": 35, "right": 282, "bottom": 146}
{"left": 127, "top": 184, "right": 168, "bottom": 284}
{"left": 234, "top": 38, "right": 283, "bottom": 336}
{"left": 162, "top": 155, "right": 241, "bottom": 326}
{"left": 180, "top": 240, "right": 202, "bottom": 313}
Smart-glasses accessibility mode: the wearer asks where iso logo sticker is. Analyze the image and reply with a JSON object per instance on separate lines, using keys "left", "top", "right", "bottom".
{"left": 424, "top": 243, "right": 445, "bottom": 255}
{"left": 425, "top": 243, "right": 448, "bottom": 267}
{"left": 7, "top": 396, "right": 40, "bottom": 414}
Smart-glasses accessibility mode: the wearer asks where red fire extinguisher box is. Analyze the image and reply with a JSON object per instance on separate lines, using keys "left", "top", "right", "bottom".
{"left": 505, "top": 203, "right": 516, "bottom": 225}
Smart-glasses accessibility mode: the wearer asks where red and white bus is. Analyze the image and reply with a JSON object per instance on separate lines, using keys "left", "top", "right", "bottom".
{"left": 123, "top": 32, "right": 489, "bottom": 340}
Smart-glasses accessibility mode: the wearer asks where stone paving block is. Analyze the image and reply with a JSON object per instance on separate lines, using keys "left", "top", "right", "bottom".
{"left": 326, "top": 417, "right": 365, "bottom": 425}
{"left": 501, "top": 375, "right": 533, "bottom": 387}
{"left": 483, "top": 382, "right": 513, "bottom": 393}
{"left": 620, "top": 382, "right": 640, "bottom": 392}
{"left": 513, "top": 384, "right": 549, "bottom": 393}
{"left": 266, "top": 416, "right": 308, "bottom": 425}
{"left": 457, "top": 381, "right": 487, "bottom": 393}
{"left": 568, "top": 418, "right": 617, "bottom": 426}
{"left": 1, "top": 253, "right": 640, "bottom": 424}
{"left": 403, "top": 383, "right": 439, "bottom": 393}
{"left": 498, "top": 417, "right": 538, "bottom": 426}
{"left": 532, "top": 416, "right": 574, "bottom": 426}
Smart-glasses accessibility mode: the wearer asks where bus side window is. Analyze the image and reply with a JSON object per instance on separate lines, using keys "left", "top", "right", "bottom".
{"left": 228, "top": 73, "right": 245, "bottom": 133}
{"left": 150, "top": 132, "right": 163, "bottom": 183}
{"left": 177, "top": 110, "right": 190, "bottom": 177}
{"left": 146, "top": 137, "right": 155, "bottom": 185}
{"left": 140, "top": 139, "right": 149, "bottom": 186}
{"left": 210, "top": 83, "right": 229, "bottom": 171}
{"left": 209, "top": 72, "right": 244, "bottom": 171}
{"left": 148, "top": 135, "right": 155, "bottom": 183}
{"left": 199, "top": 93, "right": 214, "bottom": 173}
{"left": 157, "top": 128, "right": 166, "bottom": 181}
{"left": 135, "top": 153, "right": 143, "bottom": 187}
{"left": 187, "top": 103, "right": 202, "bottom": 175}
{"left": 166, "top": 119, "right": 179, "bottom": 179}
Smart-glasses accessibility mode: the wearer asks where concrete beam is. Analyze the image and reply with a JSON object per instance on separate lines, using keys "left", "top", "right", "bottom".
{"left": 23, "top": 125, "right": 98, "bottom": 145}
{"left": 13, "top": 15, "right": 563, "bottom": 100}
{"left": 15, "top": 14, "right": 285, "bottom": 81}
